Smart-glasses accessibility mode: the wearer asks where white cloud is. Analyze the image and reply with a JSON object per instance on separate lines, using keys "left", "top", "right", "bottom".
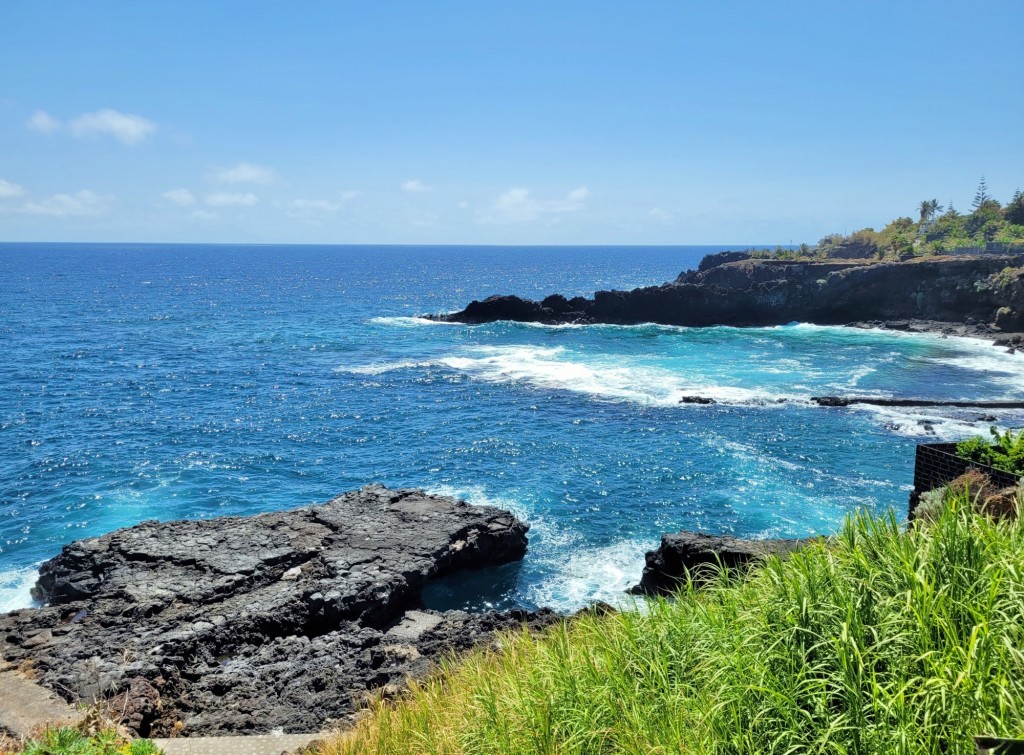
{"left": 291, "top": 199, "right": 340, "bottom": 212}
{"left": 206, "top": 192, "right": 259, "bottom": 207}
{"left": 26, "top": 110, "right": 60, "bottom": 134}
{"left": 162, "top": 188, "right": 196, "bottom": 206}
{"left": 19, "top": 190, "right": 112, "bottom": 216}
{"left": 649, "top": 207, "right": 674, "bottom": 221}
{"left": 457, "top": 200, "right": 470, "bottom": 209}
{"left": 211, "top": 162, "right": 275, "bottom": 184}
{"left": 69, "top": 109, "right": 156, "bottom": 145}
{"left": 191, "top": 209, "right": 217, "bottom": 220}
{"left": 481, "top": 185, "right": 590, "bottom": 223}
{"left": 281, "top": 192, "right": 361, "bottom": 219}
{"left": 0, "top": 178, "right": 27, "bottom": 199}
{"left": 401, "top": 179, "right": 431, "bottom": 193}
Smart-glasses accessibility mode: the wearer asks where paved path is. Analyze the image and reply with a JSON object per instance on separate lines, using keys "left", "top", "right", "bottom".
{"left": 0, "top": 666, "right": 81, "bottom": 738}
{"left": 1, "top": 663, "right": 331, "bottom": 754}
{"left": 152, "top": 733, "right": 325, "bottom": 755}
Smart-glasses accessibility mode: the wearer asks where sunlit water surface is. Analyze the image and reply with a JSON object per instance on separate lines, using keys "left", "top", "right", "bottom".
{"left": 3, "top": 244, "right": 1024, "bottom": 612}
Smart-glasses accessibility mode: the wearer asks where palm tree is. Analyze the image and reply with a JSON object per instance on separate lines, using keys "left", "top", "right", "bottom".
{"left": 918, "top": 199, "right": 942, "bottom": 224}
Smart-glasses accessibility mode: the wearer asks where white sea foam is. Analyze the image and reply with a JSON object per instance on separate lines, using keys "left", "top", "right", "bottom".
{"left": 424, "top": 484, "right": 646, "bottom": 611}
{"left": 424, "top": 484, "right": 531, "bottom": 521}
{"left": 369, "top": 316, "right": 459, "bottom": 327}
{"left": 438, "top": 345, "right": 797, "bottom": 407}
{"left": 850, "top": 404, "right": 1019, "bottom": 441}
{"left": 924, "top": 350, "right": 1024, "bottom": 389}
{"left": 0, "top": 565, "right": 40, "bottom": 613}
{"left": 525, "top": 538, "right": 649, "bottom": 610}
{"left": 334, "top": 360, "right": 438, "bottom": 375}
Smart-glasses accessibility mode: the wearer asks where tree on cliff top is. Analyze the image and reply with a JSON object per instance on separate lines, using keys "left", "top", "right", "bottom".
{"left": 1006, "top": 189, "right": 1024, "bottom": 226}
{"left": 973, "top": 176, "right": 992, "bottom": 211}
{"left": 918, "top": 199, "right": 942, "bottom": 223}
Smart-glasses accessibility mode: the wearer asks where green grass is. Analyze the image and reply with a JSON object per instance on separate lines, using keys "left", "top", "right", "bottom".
{"left": 323, "top": 491, "right": 1024, "bottom": 754}
{"left": 2, "top": 728, "right": 161, "bottom": 755}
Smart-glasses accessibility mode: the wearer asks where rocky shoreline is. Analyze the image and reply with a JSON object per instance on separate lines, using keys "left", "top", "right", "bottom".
{"left": 0, "top": 486, "right": 559, "bottom": 736}
{"left": 430, "top": 252, "right": 1024, "bottom": 349}
{"left": 0, "top": 483, "right": 816, "bottom": 738}
{"left": 630, "top": 531, "right": 814, "bottom": 596}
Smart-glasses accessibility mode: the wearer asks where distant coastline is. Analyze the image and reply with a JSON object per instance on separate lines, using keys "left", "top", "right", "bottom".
{"left": 432, "top": 251, "right": 1024, "bottom": 350}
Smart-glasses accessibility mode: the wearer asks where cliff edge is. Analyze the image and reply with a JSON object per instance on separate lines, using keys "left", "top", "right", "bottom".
{"left": 434, "top": 253, "right": 1024, "bottom": 339}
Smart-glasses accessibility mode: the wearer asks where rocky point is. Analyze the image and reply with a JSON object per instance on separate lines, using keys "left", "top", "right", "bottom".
{"left": 0, "top": 485, "right": 557, "bottom": 736}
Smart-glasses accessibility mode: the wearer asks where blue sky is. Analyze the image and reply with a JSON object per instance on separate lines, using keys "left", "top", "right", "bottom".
{"left": 1, "top": 1, "right": 1022, "bottom": 244}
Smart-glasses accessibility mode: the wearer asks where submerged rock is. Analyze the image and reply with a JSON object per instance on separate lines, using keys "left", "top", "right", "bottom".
{"left": 630, "top": 530, "right": 813, "bottom": 596}
{"left": 0, "top": 485, "right": 557, "bottom": 735}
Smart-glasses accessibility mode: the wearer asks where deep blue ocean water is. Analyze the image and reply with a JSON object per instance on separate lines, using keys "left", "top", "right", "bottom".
{"left": 3, "top": 244, "right": 1024, "bottom": 612}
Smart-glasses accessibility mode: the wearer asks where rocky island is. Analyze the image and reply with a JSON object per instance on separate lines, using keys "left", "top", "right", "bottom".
{"left": 0, "top": 486, "right": 558, "bottom": 736}
{"left": 433, "top": 252, "right": 1024, "bottom": 346}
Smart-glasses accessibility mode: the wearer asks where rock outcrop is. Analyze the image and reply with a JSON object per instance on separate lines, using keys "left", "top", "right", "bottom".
{"left": 630, "top": 531, "right": 813, "bottom": 596}
{"left": 0, "top": 486, "right": 557, "bottom": 736}
{"left": 434, "top": 254, "right": 1024, "bottom": 335}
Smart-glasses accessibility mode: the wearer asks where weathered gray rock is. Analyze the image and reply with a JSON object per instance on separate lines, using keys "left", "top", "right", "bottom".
{"left": 630, "top": 530, "right": 814, "bottom": 596}
{"left": 0, "top": 485, "right": 556, "bottom": 736}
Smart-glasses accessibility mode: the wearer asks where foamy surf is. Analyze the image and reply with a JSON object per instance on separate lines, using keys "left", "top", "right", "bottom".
{"left": 369, "top": 316, "right": 459, "bottom": 327}
{"left": 424, "top": 484, "right": 531, "bottom": 522}
{"left": 437, "top": 344, "right": 798, "bottom": 408}
{"left": 0, "top": 565, "right": 40, "bottom": 613}
{"left": 423, "top": 484, "right": 647, "bottom": 611}
{"left": 849, "top": 404, "right": 1022, "bottom": 441}
{"left": 525, "top": 538, "right": 650, "bottom": 611}
{"left": 334, "top": 360, "right": 438, "bottom": 375}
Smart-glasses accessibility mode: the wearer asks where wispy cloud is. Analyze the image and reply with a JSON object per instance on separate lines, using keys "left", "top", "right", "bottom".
{"left": 480, "top": 186, "right": 590, "bottom": 223}
{"left": 401, "top": 179, "right": 431, "bottom": 193}
{"left": 0, "top": 178, "right": 27, "bottom": 199}
{"left": 211, "top": 162, "right": 275, "bottom": 184}
{"left": 648, "top": 207, "right": 674, "bottom": 221}
{"left": 206, "top": 192, "right": 259, "bottom": 207}
{"left": 18, "top": 190, "right": 113, "bottom": 216}
{"left": 162, "top": 188, "right": 196, "bottom": 206}
{"left": 280, "top": 191, "right": 361, "bottom": 219}
{"left": 26, "top": 110, "right": 60, "bottom": 134}
{"left": 69, "top": 109, "right": 156, "bottom": 145}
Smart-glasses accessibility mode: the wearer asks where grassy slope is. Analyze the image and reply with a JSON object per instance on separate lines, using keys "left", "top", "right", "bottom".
{"left": 324, "top": 495, "right": 1024, "bottom": 754}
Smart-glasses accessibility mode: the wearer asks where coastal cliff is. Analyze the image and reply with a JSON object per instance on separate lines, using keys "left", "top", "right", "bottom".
{"left": 434, "top": 253, "right": 1024, "bottom": 338}
{"left": 0, "top": 486, "right": 556, "bottom": 736}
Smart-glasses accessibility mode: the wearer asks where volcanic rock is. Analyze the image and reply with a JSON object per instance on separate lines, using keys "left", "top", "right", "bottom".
{"left": 630, "top": 530, "right": 814, "bottom": 596}
{"left": 0, "top": 486, "right": 556, "bottom": 736}
{"left": 433, "top": 254, "right": 1024, "bottom": 339}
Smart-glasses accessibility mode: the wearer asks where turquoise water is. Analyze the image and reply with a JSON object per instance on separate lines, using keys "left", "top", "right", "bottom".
{"left": 3, "top": 244, "right": 1024, "bottom": 612}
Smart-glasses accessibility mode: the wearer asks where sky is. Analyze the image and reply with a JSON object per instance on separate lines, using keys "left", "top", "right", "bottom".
{"left": 1, "top": 1, "right": 1023, "bottom": 245}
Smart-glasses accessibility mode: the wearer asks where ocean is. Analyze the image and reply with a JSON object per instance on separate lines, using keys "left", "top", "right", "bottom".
{"left": 3, "top": 244, "right": 1024, "bottom": 613}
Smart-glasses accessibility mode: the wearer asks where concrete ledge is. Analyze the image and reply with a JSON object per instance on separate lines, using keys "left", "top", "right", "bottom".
{"left": 0, "top": 666, "right": 81, "bottom": 738}
{"left": 152, "top": 733, "right": 325, "bottom": 755}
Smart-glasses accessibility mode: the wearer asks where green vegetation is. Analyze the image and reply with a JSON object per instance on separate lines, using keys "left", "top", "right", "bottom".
{"left": 1, "top": 727, "right": 160, "bottom": 755}
{"left": 750, "top": 178, "right": 1024, "bottom": 261}
{"left": 325, "top": 492, "right": 1024, "bottom": 754}
{"left": 957, "top": 427, "right": 1024, "bottom": 475}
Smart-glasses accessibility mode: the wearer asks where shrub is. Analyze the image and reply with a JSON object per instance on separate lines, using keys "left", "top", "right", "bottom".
{"left": 956, "top": 427, "right": 1024, "bottom": 475}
